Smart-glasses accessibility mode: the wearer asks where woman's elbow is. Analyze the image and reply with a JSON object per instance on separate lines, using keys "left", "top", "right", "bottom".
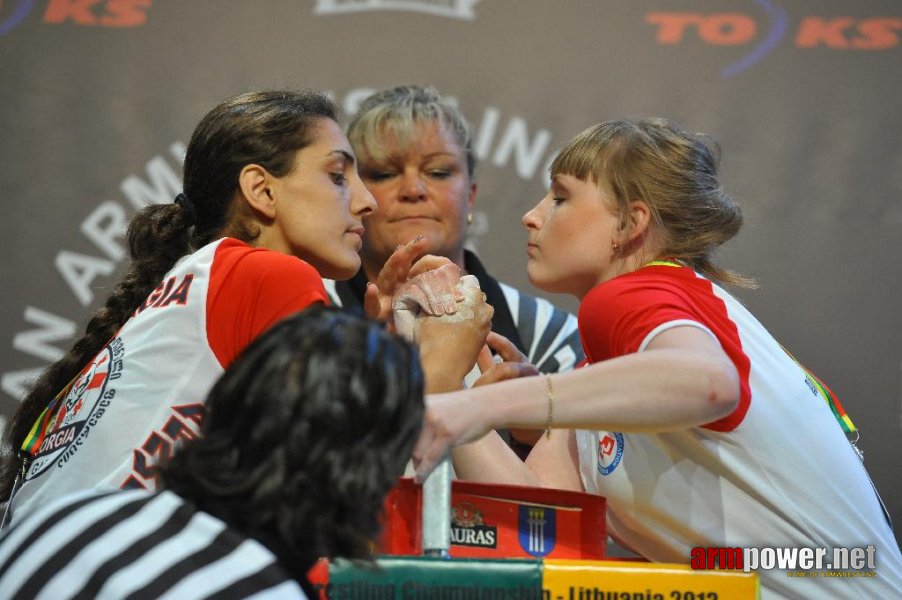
{"left": 704, "top": 359, "right": 741, "bottom": 419}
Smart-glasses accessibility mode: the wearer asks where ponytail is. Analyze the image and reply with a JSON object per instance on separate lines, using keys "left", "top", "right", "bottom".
{"left": 0, "top": 201, "right": 194, "bottom": 499}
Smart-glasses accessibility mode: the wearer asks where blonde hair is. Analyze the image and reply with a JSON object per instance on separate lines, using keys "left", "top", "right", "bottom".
{"left": 347, "top": 85, "right": 476, "bottom": 178}
{"left": 552, "top": 118, "right": 753, "bottom": 287}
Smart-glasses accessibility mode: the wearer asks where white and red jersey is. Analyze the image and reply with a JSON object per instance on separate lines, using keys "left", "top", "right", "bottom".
{"left": 9, "top": 238, "right": 328, "bottom": 524}
{"left": 575, "top": 262, "right": 902, "bottom": 599}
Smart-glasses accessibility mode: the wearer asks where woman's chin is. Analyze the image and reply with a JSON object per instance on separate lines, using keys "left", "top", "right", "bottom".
{"left": 526, "top": 267, "right": 556, "bottom": 292}
{"left": 527, "top": 268, "right": 577, "bottom": 296}
{"left": 319, "top": 257, "right": 361, "bottom": 281}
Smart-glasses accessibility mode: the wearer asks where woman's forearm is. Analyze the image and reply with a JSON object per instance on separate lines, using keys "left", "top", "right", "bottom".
{"left": 452, "top": 431, "right": 543, "bottom": 486}
{"left": 415, "top": 328, "right": 740, "bottom": 481}
{"left": 459, "top": 347, "right": 739, "bottom": 435}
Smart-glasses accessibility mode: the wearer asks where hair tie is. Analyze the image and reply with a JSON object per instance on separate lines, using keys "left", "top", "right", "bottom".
{"left": 173, "top": 193, "right": 197, "bottom": 226}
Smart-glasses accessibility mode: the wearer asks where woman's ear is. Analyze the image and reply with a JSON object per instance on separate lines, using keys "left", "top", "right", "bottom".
{"left": 624, "top": 200, "right": 652, "bottom": 244}
{"left": 238, "top": 164, "right": 277, "bottom": 220}
{"left": 467, "top": 182, "right": 478, "bottom": 211}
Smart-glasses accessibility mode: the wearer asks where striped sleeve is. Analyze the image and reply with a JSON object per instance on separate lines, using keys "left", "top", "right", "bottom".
{"left": 499, "top": 282, "right": 584, "bottom": 374}
{"left": 0, "top": 490, "right": 307, "bottom": 599}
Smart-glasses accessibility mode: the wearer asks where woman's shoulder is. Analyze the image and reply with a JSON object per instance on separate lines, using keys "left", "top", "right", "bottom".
{"left": 206, "top": 239, "right": 329, "bottom": 334}
{"left": 584, "top": 263, "right": 696, "bottom": 304}
{"left": 214, "top": 238, "right": 322, "bottom": 282}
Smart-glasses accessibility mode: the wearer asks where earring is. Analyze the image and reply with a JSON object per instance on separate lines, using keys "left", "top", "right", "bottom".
{"left": 611, "top": 242, "right": 619, "bottom": 254}
{"left": 467, "top": 213, "right": 474, "bottom": 225}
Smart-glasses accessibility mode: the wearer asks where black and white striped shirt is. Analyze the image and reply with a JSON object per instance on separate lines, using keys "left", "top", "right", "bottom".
{"left": 0, "top": 489, "right": 307, "bottom": 599}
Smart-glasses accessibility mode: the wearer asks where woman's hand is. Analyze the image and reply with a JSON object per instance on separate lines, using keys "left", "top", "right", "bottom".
{"left": 415, "top": 286, "right": 494, "bottom": 393}
{"left": 393, "top": 262, "right": 464, "bottom": 318}
{"left": 473, "top": 332, "right": 539, "bottom": 387}
{"left": 363, "top": 236, "right": 463, "bottom": 321}
{"left": 413, "top": 389, "right": 492, "bottom": 483}
{"left": 413, "top": 332, "right": 539, "bottom": 481}
{"left": 474, "top": 332, "right": 542, "bottom": 448}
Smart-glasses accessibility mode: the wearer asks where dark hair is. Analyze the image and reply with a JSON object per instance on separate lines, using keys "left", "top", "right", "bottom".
{"left": 0, "top": 90, "right": 338, "bottom": 498}
{"left": 159, "top": 307, "right": 424, "bottom": 584}
{"left": 552, "top": 118, "right": 752, "bottom": 287}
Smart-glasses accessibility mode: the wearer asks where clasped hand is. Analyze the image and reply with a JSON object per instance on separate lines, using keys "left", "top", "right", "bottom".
{"left": 412, "top": 332, "right": 539, "bottom": 482}
{"left": 364, "top": 236, "right": 465, "bottom": 323}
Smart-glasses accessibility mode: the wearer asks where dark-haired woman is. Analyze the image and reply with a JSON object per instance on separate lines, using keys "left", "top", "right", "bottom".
{"left": 0, "top": 307, "right": 426, "bottom": 599}
{"left": 413, "top": 119, "right": 902, "bottom": 598}
{"left": 0, "top": 90, "right": 488, "bottom": 525}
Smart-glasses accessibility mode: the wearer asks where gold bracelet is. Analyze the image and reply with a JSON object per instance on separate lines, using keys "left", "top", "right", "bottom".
{"left": 545, "top": 375, "right": 554, "bottom": 440}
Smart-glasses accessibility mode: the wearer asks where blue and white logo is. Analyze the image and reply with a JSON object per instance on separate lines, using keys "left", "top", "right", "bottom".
{"left": 518, "top": 505, "right": 556, "bottom": 557}
{"left": 597, "top": 431, "right": 624, "bottom": 476}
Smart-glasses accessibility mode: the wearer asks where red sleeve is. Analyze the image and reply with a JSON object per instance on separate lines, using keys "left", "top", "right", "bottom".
{"left": 578, "top": 267, "right": 749, "bottom": 431}
{"left": 578, "top": 270, "right": 700, "bottom": 363}
{"left": 206, "top": 240, "right": 330, "bottom": 367}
